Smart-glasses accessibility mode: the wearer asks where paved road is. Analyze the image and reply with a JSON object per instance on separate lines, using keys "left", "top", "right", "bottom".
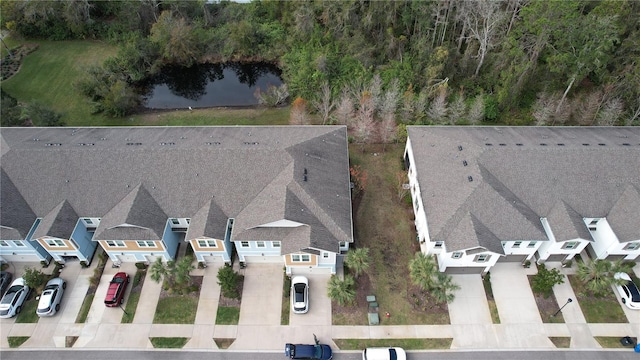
{"left": 1, "top": 349, "right": 639, "bottom": 360}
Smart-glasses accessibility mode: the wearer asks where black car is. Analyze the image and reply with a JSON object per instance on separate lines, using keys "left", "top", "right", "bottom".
{"left": 285, "top": 335, "right": 332, "bottom": 360}
{"left": 0, "top": 271, "right": 13, "bottom": 296}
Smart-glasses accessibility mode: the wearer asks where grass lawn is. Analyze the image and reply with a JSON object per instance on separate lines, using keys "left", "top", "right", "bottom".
{"left": 333, "top": 338, "right": 452, "bottom": 350}
{"left": 75, "top": 294, "right": 94, "bottom": 323}
{"left": 149, "top": 337, "right": 189, "bottom": 348}
{"left": 7, "top": 336, "right": 30, "bottom": 348}
{"left": 137, "top": 107, "right": 290, "bottom": 126}
{"left": 338, "top": 143, "right": 449, "bottom": 325}
{"left": 216, "top": 306, "right": 240, "bottom": 325}
{"left": 281, "top": 272, "right": 291, "bottom": 325}
{"left": 483, "top": 273, "right": 500, "bottom": 324}
{"left": 1, "top": 40, "right": 118, "bottom": 126}
{"left": 595, "top": 336, "right": 637, "bottom": 348}
{"left": 14, "top": 297, "right": 39, "bottom": 323}
{"left": 568, "top": 275, "right": 627, "bottom": 323}
{"left": 153, "top": 296, "right": 198, "bottom": 324}
{"left": 1, "top": 36, "right": 22, "bottom": 58}
{"left": 121, "top": 292, "right": 140, "bottom": 323}
{"left": 549, "top": 337, "right": 571, "bottom": 348}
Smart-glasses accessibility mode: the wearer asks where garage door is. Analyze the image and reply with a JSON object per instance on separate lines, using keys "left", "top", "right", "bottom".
{"left": 498, "top": 255, "right": 527, "bottom": 263}
{"left": 290, "top": 266, "right": 333, "bottom": 275}
{"left": 445, "top": 266, "right": 484, "bottom": 274}
{"left": 545, "top": 254, "right": 568, "bottom": 262}
{"left": 243, "top": 255, "right": 283, "bottom": 264}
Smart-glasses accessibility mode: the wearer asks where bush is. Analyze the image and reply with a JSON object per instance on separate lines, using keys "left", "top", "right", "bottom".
{"left": 22, "top": 267, "right": 47, "bottom": 291}
{"left": 531, "top": 264, "right": 564, "bottom": 298}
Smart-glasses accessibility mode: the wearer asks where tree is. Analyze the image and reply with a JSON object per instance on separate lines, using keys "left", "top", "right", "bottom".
{"left": 468, "top": 94, "right": 485, "bottom": 124}
{"left": 531, "top": 263, "right": 564, "bottom": 298}
{"left": 217, "top": 264, "right": 242, "bottom": 299}
{"left": 333, "top": 88, "right": 354, "bottom": 127}
{"left": 576, "top": 259, "right": 633, "bottom": 296}
{"left": 289, "top": 97, "right": 310, "bottom": 125}
{"left": 447, "top": 91, "right": 466, "bottom": 125}
{"left": 596, "top": 98, "right": 624, "bottom": 126}
{"left": 430, "top": 272, "right": 460, "bottom": 304}
{"left": 313, "top": 81, "right": 335, "bottom": 125}
{"left": 352, "top": 92, "right": 375, "bottom": 150}
{"left": 22, "top": 267, "right": 47, "bottom": 291}
{"left": 150, "top": 256, "right": 196, "bottom": 294}
{"left": 456, "top": 0, "right": 505, "bottom": 76}
{"left": 426, "top": 85, "right": 448, "bottom": 124}
{"left": 327, "top": 274, "right": 355, "bottom": 306}
{"left": 409, "top": 252, "right": 438, "bottom": 291}
{"left": 150, "top": 10, "right": 203, "bottom": 66}
{"left": 345, "top": 247, "right": 370, "bottom": 278}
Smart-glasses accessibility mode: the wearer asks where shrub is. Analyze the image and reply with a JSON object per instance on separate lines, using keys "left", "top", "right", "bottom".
{"left": 217, "top": 265, "right": 241, "bottom": 299}
{"left": 531, "top": 264, "right": 564, "bottom": 298}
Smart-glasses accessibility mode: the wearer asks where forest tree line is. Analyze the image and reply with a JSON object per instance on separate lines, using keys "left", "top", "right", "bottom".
{"left": 1, "top": 0, "right": 639, "bottom": 131}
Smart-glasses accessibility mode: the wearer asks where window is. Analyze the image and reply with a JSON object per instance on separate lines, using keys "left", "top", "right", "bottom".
{"left": 452, "top": 252, "right": 463, "bottom": 259}
{"left": 323, "top": 252, "right": 329, "bottom": 258}
{"left": 171, "top": 219, "right": 180, "bottom": 225}
{"left": 292, "top": 254, "right": 301, "bottom": 262}
{"left": 513, "top": 241, "right": 522, "bottom": 248}
{"left": 527, "top": 241, "right": 536, "bottom": 248}
{"left": 301, "top": 254, "right": 310, "bottom": 262}
{"left": 0, "top": 241, "right": 9, "bottom": 247}
{"left": 292, "top": 254, "right": 311, "bottom": 262}
{"left": 257, "top": 241, "right": 265, "bottom": 248}
{"left": 240, "top": 241, "right": 250, "bottom": 248}
{"left": 562, "top": 241, "right": 578, "bottom": 250}
{"left": 434, "top": 241, "right": 443, "bottom": 248}
{"left": 624, "top": 242, "right": 640, "bottom": 250}
{"left": 198, "top": 239, "right": 217, "bottom": 248}
{"left": 84, "top": 218, "right": 93, "bottom": 224}
{"left": 13, "top": 241, "right": 25, "bottom": 247}
{"left": 272, "top": 241, "right": 281, "bottom": 248}
{"left": 106, "top": 240, "right": 125, "bottom": 247}
{"left": 474, "top": 254, "right": 490, "bottom": 263}
{"left": 45, "top": 239, "right": 65, "bottom": 247}
{"left": 136, "top": 241, "right": 155, "bottom": 247}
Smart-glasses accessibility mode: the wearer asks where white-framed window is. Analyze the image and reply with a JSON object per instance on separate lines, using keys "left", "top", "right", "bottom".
{"left": 240, "top": 241, "right": 250, "bottom": 248}
{"left": 434, "top": 241, "right": 444, "bottom": 248}
{"left": 452, "top": 252, "right": 463, "bottom": 259}
{"left": 46, "top": 239, "right": 66, "bottom": 247}
{"left": 291, "top": 254, "right": 311, "bottom": 262}
{"left": 0, "top": 240, "right": 9, "bottom": 247}
{"left": 171, "top": 219, "right": 180, "bottom": 225}
{"left": 13, "top": 241, "right": 25, "bottom": 247}
{"left": 623, "top": 242, "right": 640, "bottom": 250}
{"left": 527, "top": 241, "right": 536, "bottom": 248}
{"left": 562, "top": 241, "right": 578, "bottom": 250}
{"left": 106, "top": 240, "right": 125, "bottom": 247}
{"left": 84, "top": 218, "right": 93, "bottom": 224}
{"left": 136, "top": 240, "right": 155, "bottom": 247}
{"left": 198, "top": 239, "right": 217, "bottom": 248}
{"left": 257, "top": 241, "right": 265, "bottom": 248}
{"left": 301, "top": 254, "right": 310, "bottom": 262}
{"left": 323, "top": 252, "right": 329, "bottom": 258}
{"left": 474, "top": 254, "right": 490, "bottom": 262}
{"left": 272, "top": 241, "right": 281, "bottom": 248}
{"left": 513, "top": 241, "right": 522, "bottom": 248}
{"left": 292, "top": 254, "right": 301, "bottom": 262}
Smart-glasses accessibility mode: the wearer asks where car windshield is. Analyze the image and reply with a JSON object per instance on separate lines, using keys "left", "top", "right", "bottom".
{"left": 1, "top": 286, "right": 20, "bottom": 303}
{"left": 627, "top": 281, "right": 640, "bottom": 302}
{"left": 389, "top": 349, "right": 397, "bottom": 360}
{"left": 314, "top": 345, "right": 323, "bottom": 358}
{"left": 113, "top": 277, "right": 125, "bottom": 283}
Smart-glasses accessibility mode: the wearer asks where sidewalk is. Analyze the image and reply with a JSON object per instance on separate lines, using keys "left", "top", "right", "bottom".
{"left": 1, "top": 261, "right": 638, "bottom": 352}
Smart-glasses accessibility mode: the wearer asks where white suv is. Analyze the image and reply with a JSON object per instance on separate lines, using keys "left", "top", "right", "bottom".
{"left": 362, "top": 347, "right": 406, "bottom": 360}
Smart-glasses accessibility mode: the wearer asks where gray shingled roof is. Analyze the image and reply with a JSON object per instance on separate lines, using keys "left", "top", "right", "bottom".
{"left": 32, "top": 200, "right": 78, "bottom": 240}
{"left": 607, "top": 185, "right": 640, "bottom": 242}
{"left": 546, "top": 200, "right": 592, "bottom": 242}
{"left": 186, "top": 199, "right": 228, "bottom": 240}
{"left": 0, "top": 169, "right": 36, "bottom": 240}
{"left": 0, "top": 126, "right": 353, "bottom": 252}
{"left": 408, "top": 126, "right": 640, "bottom": 251}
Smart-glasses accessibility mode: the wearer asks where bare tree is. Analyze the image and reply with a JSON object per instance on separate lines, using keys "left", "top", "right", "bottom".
{"left": 596, "top": 98, "right": 623, "bottom": 126}
{"left": 353, "top": 92, "right": 376, "bottom": 151}
{"left": 290, "top": 97, "right": 310, "bottom": 125}
{"left": 426, "top": 85, "right": 448, "bottom": 124}
{"left": 380, "top": 79, "right": 400, "bottom": 117}
{"left": 468, "top": 94, "right": 485, "bottom": 125}
{"left": 334, "top": 87, "right": 355, "bottom": 128}
{"left": 448, "top": 91, "right": 466, "bottom": 125}
{"left": 378, "top": 111, "right": 397, "bottom": 151}
{"left": 573, "top": 90, "right": 603, "bottom": 126}
{"left": 532, "top": 92, "right": 556, "bottom": 126}
{"left": 627, "top": 98, "right": 640, "bottom": 126}
{"left": 313, "top": 81, "right": 335, "bottom": 125}
{"left": 456, "top": 0, "right": 505, "bottom": 76}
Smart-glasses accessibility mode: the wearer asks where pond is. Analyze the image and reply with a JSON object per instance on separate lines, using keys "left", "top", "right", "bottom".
{"left": 141, "top": 62, "right": 282, "bottom": 109}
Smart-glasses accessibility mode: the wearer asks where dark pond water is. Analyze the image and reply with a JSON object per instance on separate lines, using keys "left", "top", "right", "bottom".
{"left": 142, "top": 62, "right": 282, "bottom": 109}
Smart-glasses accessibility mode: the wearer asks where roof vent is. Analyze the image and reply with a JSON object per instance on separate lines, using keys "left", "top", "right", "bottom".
{"left": 516, "top": 143, "right": 523, "bottom": 146}
{"left": 499, "top": 143, "right": 506, "bottom": 146}
{"left": 243, "top": 142, "right": 259, "bottom": 145}
{"left": 45, "top": 143, "right": 62, "bottom": 147}
{"left": 598, "top": 143, "right": 606, "bottom": 146}
{"left": 206, "top": 141, "right": 221, "bottom": 145}
{"left": 468, "top": 176, "right": 473, "bottom": 182}
{"left": 458, "top": 145, "right": 463, "bottom": 151}
{"left": 304, "top": 168, "right": 307, "bottom": 175}
{"left": 77, "top": 143, "right": 95, "bottom": 146}
{"left": 557, "top": 143, "right": 565, "bottom": 146}
{"left": 303, "top": 175, "right": 307, "bottom": 182}
{"left": 540, "top": 143, "right": 547, "bottom": 146}
{"left": 463, "top": 160, "right": 468, "bottom": 166}
{"left": 622, "top": 143, "right": 631, "bottom": 146}
{"left": 126, "top": 142, "right": 142, "bottom": 146}
{"left": 160, "top": 142, "right": 175, "bottom": 146}
{"left": 582, "top": 143, "right": 590, "bottom": 146}
{"left": 485, "top": 143, "right": 493, "bottom": 146}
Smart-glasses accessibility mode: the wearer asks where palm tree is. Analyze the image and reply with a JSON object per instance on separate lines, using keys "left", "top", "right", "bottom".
{"left": 430, "top": 272, "right": 461, "bottom": 304}
{"left": 150, "top": 257, "right": 167, "bottom": 284}
{"left": 327, "top": 274, "right": 356, "bottom": 306}
{"left": 345, "top": 247, "right": 370, "bottom": 278}
{"left": 409, "top": 252, "right": 438, "bottom": 291}
{"left": 576, "top": 259, "right": 633, "bottom": 296}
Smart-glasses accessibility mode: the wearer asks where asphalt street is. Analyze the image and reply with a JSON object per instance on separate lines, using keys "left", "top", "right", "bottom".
{"left": 1, "top": 349, "right": 639, "bottom": 360}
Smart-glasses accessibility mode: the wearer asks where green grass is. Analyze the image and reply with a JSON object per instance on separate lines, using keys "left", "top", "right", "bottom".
{"left": 549, "top": 337, "right": 571, "bottom": 348}
{"left": 214, "top": 338, "right": 235, "bottom": 349}
{"left": 7, "top": 336, "right": 30, "bottom": 348}
{"left": 153, "top": 296, "right": 198, "bottom": 324}
{"left": 121, "top": 292, "right": 140, "bottom": 323}
{"left": 1, "top": 40, "right": 118, "bottom": 126}
{"left": 216, "top": 306, "right": 240, "bottom": 325}
{"left": 333, "top": 338, "right": 452, "bottom": 350}
{"left": 482, "top": 273, "right": 500, "bottom": 324}
{"left": 568, "top": 275, "right": 627, "bottom": 323}
{"left": 75, "top": 294, "right": 94, "bottom": 323}
{"left": 281, "top": 272, "right": 291, "bottom": 325}
{"left": 595, "top": 336, "right": 636, "bottom": 348}
{"left": 149, "top": 337, "right": 189, "bottom": 348}
{"left": 138, "top": 107, "right": 290, "bottom": 126}
{"left": 14, "top": 298, "right": 39, "bottom": 323}
{"left": 1, "top": 36, "right": 22, "bottom": 58}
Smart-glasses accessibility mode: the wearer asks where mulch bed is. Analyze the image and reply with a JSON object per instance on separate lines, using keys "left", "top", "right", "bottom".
{"left": 218, "top": 275, "right": 243, "bottom": 307}
{"left": 527, "top": 275, "right": 565, "bottom": 322}
{"left": 158, "top": 275, "right": 203, "bottom": 299}
{"left": 1, "top": 43, "right": 39, "bottom": 81}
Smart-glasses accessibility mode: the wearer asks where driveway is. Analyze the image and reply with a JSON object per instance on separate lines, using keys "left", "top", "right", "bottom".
{"left": 237, "top": 263, "right": 283, "bottom": 326}
{"left": 448, "top": 274, "right": 498, "bottom": 349}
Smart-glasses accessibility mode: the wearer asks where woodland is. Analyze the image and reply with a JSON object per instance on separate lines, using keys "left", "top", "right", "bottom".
{"left": 1, "top": 0, "right": 639, "bottom": 130}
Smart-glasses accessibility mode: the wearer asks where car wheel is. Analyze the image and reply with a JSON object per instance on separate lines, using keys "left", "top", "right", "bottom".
{"left": 622, "top": 298, "right": 626, "bottom": 303}
{"left": 55, "top": 304, "right": 60, "bottom": 312}
{"left": 62, "top": 282, "right": 67, "bottom": 289}
{"left": 120, "top": 298, "right": 124, "bottom": 304}
{"left": 15, "top": 306, "right": 21, "bottom": 314}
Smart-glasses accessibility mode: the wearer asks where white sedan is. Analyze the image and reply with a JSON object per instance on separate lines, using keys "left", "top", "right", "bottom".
{"left": 614, "top": 272, "right": 640, "bottom": 310}
{"left": 362, "top": 347, "right": 406, "bottom": 360}
{"left": 37, "top": 277, "right": 66, "bottom": 317}
{"left": 0, "top": 277, "right": 30, "bottom": 319}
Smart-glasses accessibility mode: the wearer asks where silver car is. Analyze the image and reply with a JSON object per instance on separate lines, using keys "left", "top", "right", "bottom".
{"left": 0, "top": 277, "right": 30, "bottom": 318}
{"left": 37, "top": 277, "right": 66, "bottom": 317}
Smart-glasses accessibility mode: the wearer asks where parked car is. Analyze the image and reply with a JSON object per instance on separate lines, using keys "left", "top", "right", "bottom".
{"left": 36, "top": 277, "right": 66, "bottom": 317}
{"left": 285, "top": 335, "right": 332, "bottom": 360}
{"left": 291, "top": 275, "right": 309, "bottom": 314}
{"left": 614, "top": 272, "right": 640, "bottom": 310}
{"left": 104, "top": 272, "right": 129, "bottom": 307}
{"left": 0, "top": 277, "right": 30, "bottom": 319}
{"left": 362, "top": 347, "right": 407, "bottom": 360}
{"left": 0, "top": 271, "right": 13, "bottom": 295}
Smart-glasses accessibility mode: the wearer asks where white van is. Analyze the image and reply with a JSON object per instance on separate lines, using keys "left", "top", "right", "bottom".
{"left": 362, "top": 347, "right": 406, "bottom": 360}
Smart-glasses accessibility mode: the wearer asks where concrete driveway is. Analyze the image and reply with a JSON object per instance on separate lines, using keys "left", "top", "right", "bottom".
{"left": 288, "top": 273, "right": 332, "bottom": 327}
{"left": 237, "top": 263, "right": 283, "bottom": 326}
{"left": 448, "top": 274, "right": 498, "bottom": 349}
